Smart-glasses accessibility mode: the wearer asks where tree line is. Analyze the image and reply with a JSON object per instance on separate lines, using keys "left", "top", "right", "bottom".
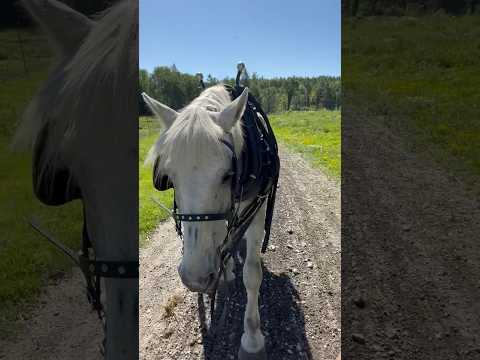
{"left": 343, "top": 0, "right": 480, "bottom": 17}
{"left": 139, "top": 66, "right": 341, "bottom": 115}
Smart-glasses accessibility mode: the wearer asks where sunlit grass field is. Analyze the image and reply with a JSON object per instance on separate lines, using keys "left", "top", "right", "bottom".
{"left": 270, "top": 110, "right": 340, "bottom": 178}
{"left": 138, "top": 117, "right": 172, "bottom": 246}
{"left": 139, "top": 110, "right": 341, "bottom": 243}
{"left": 343, "top": 15, "right": 480, "bottom": 183}
{"left": 0, "top": 29, "right": 83, "bottom": 336}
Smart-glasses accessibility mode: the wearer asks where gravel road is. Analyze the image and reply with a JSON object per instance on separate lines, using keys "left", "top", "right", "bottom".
{"left": 0, "top": 147, "right": 340, "bottom": 360}
{"left": 342, "top": 109, "right": 480, "bottom": 359}
{"left": 139, "top": 147, "right": 341, "bottom": 360}
{"left": 0, "top": 269, "right": 103, "bottom": 360}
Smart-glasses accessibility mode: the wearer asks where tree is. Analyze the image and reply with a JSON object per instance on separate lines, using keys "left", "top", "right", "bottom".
{"left": 139, "top": 67, "right": 340, "bottom": 114}
{"left": 284, "top": 78, "right": 298, "bottom": 111}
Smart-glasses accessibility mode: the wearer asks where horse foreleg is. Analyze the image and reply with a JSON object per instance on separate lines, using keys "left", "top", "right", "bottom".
{"left": 239, "top": 203, "right": 267, "bottom": 359}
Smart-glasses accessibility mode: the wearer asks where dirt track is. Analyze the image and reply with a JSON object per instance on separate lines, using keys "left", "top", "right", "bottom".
{"left": 0, "top": 269, "right": 103, "bottom": 360}
{"left": 0, "top": 147, "right": 340, "bottom": 360}
{"left": 342, "top": 109, "right": 480, "bottom": 359}
{"left": 139, "top": 147, "right": 341, "bottom": 360}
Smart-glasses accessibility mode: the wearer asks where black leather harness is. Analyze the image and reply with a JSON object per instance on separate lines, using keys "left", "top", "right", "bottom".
{"left": 152, "top": 80, "right": 280, "bottom": 313}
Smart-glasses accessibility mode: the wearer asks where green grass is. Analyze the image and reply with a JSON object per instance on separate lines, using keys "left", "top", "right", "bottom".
{"left": 343, "top": 15, "right": 480, "bottom": 184}
{"left": 270, "top": 110, "right": 341, "bottom": 178}
{"left": 139, "top": 117, "right": 172, "bottom": 246}
{"left": 0, "top": 28, "right": 83, "bottom": 337}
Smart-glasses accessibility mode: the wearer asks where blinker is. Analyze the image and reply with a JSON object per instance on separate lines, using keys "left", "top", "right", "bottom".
{"left": 153, "top": 156, "right": 173, "bottom": 191}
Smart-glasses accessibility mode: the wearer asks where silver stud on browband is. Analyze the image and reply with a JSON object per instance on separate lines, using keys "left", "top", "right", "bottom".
{"left": 118, "top": 266, "right": 126, "bottom": 275}
{"left": 197, "top": 216, "right": 201, "bottom": 220}
{"left": 102, "top": 264, "right": 109, "bottom": 273}
{"left": 189, "top": 216, "right": 192, "bottom": 220}
{"left": 205, "top": 215, "right": 209, "bottom": 220}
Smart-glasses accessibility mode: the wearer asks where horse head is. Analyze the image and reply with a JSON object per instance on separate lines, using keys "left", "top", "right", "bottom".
{"left": 143, "top": 86, "right": 248, "bottom": 293}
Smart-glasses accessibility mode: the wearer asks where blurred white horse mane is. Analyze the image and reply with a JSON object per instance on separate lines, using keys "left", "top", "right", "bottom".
{"left": 13, "top": 0, "right": 137, "bottom": 162}
{"left": 13, "top": 1, "right": 138, "bottom": 359}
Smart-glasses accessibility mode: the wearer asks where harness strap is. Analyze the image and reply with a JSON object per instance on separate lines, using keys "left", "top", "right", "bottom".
{"left": 26, "top": 215, "right": 139, "bottom": 322}
{"left": 261, "top": 179, "right": 278, "bottom": 253}
{"left": 229, "top": 85, "right": 280, "bottom": 253}
{"left": 174, "top": 213, "right": 229, "bottom": 222}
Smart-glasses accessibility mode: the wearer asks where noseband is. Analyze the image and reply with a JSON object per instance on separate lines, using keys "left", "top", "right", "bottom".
{"left": 168, "top": 135, "right": 259, "bottom": 317}
{"left": 171, "top": 135, "right": 243, "bottom": 260}
{"left": 164, "top": 133, "right": 271, "bottom": 316}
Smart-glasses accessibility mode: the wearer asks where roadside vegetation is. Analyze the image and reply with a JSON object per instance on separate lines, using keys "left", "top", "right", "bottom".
{"left": 343, "top": 15, "right": 480, "bottom": 186}
{"left": 0, "top": 29, "right": 83, "bottom": 336}
{"left": 139, "top": 117, "right": 172, "bottom": 245}
{"left": 270, "top": 110, "right": 340, "bottom": 178}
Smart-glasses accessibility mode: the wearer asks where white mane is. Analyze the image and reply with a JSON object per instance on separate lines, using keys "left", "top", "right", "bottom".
{"left": 147, "top": 85, "right": 244, "bottom": 172}
{"left": 12, "top": 0, "right": 138, "bottom": 166}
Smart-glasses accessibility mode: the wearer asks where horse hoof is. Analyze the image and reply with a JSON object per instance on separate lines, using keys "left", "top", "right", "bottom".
{"left": 238, "top": 346, "right": 267, "bottom": 360}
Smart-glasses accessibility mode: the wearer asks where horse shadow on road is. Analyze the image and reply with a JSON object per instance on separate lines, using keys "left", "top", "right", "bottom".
{"left": 197, "top": 244, "right": 313, "bottom": 360}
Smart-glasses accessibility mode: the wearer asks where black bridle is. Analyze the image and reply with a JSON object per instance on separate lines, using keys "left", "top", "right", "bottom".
{"left": 152, "top": 65, "right": 279, "bottom": 317}
{"left": 164, "top": 134, "right": 270, "bottom": 316}
{"left": 27, "top": 209, "right": 139, "bottom": 353}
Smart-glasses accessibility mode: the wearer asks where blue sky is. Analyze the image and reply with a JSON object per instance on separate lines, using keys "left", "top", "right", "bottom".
{"left": 140, "top": 0, "right": 340, "bottom": 79}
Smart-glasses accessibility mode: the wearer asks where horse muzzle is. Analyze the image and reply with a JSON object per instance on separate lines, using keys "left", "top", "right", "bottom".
{"left": 178, "top": 263, "right": 217, "bottom": 293}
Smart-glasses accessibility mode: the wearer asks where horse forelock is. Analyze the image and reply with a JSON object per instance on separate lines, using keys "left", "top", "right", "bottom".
{"left": 12, "top": 0, "right": 138, "bottom": 167}
{"left": 147, "top": 85, "right": 245, "bottom": 173}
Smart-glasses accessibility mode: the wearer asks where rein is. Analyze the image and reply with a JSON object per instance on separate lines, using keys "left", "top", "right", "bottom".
{"left": 26, "top": 208, "right": 139, "bottom": 349}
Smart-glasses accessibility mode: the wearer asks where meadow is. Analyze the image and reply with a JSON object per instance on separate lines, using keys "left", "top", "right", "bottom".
{"left": 139, "top": 109, "right": 341, "bottom": 243}
{"left": 343, "top": 15, "right": 480, "bottom": 186}
{"left": 270, "top": 110, "right": 340, "bottom": 178}
{"left": 138, "top": 117, "right": 172, "bottom": 245}
{"left": 0, "top": 29, "right": 83, "bottom": 336}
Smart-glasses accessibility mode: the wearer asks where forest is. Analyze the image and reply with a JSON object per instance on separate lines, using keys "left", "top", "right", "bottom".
{"left": 139, "top": 66, "right": 341, "bottom": 115}
{"left": 343, "top": 0, "right": 480, "bottom": 16}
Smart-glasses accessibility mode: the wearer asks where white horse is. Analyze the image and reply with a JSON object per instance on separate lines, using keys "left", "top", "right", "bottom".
{"left": 143, "top": 85, "right": 268, "bottom": 359}
{"left": 13, "top": 1, "right": 138, "bottom": 359}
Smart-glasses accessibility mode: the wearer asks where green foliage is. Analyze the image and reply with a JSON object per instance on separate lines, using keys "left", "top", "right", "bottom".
{"left": 270, "top": 111, "right": 341, "bottom": 178}
{"left": 343, "top": 15, "right": 480, "bottom": 185}
{"left": 139, "top": 66, "right": 203, "bottom": 111}
{"left": 344, "top": 0, "right": 478, "bottom": 17}
{"left": 140, "top": 67, "right": 341, "bottom": 114}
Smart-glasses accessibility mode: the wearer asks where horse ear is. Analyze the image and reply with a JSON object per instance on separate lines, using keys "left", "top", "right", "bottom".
{"left": 216, "top": 87, "right": 249, "bottom": 131}
{"left": 21, "top": 0, "right": 93, "bottom": 56}
{"left": 141, "top": 92, "right": 178, "bottom": 129}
